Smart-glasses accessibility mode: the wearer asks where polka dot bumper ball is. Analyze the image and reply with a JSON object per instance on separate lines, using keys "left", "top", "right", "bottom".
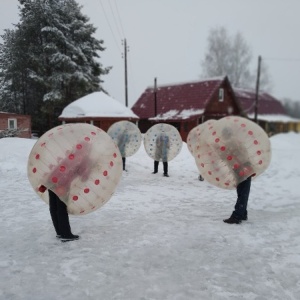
{"left": 187, "top": 119, "right": 216, "bottom": 157}
{"left": 107, "top": 120, "right": 142, "bottom": 158}
{"left": 27, "top": 123, "right": 123, "bottom": 215}
{"left": 144, "top": 123, "right": 182, "bottom": 162}
{"left": 194, "top": 116, "right": 271, "bottom": 189}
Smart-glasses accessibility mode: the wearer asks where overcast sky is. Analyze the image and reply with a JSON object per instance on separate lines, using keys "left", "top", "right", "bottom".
{"left": 1, "top": 0, "right": 300, "bottom": 107}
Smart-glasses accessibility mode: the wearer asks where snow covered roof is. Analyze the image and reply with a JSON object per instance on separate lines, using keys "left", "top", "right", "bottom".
{"left": 149, "top": 109, "right": 205, "bottom": 121}
{"left": 59, "top": 91, "right": 139, "bottom": 119}
{"left": 248, "top": 113, "right": 300, "bottom": 122}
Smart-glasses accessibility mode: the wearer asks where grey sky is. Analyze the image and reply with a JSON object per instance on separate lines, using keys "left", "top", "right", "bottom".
{"left": 1, "top": 0, "right": 300, "bottom": 107}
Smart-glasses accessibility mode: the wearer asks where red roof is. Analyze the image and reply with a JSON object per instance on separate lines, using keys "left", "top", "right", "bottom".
{"left": 131, "top": 78, "right": 224, "bottom": 119}
{"left": 234, "top": 88, "right": 287, "bottom": 115}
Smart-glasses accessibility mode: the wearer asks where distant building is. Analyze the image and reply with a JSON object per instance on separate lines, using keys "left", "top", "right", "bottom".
{"left": 234, "top": 88, "right": 300, "bottom": 135}
{"left": 131, "top": 76, "right": 300, "bottom": 140}
{"left": 59, "top": 91, "right": 139, "bottom": 132}
{"left": 0, "top": 112, "right": 31, "bottom": 138}
{"left": 132, "top": 76, "right": 243, "bottom": 141}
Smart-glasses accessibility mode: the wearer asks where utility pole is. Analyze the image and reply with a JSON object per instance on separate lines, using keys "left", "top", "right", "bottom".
{"left": 154, "top": 77, "right": 157, "bottom": 117}
{"left": 122, "top": 39, "right": 129, "bottom": 107}
{"left": 254, "top": 55, "right": 262, "bottom": 123}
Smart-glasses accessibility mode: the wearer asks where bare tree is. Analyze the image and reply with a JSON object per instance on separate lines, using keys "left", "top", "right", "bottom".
{"left": 201, "top": 26, "right": 271, "bottom": 91}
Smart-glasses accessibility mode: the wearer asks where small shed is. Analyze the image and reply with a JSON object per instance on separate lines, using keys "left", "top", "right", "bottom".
{"left": 131, "top": 76, "right": 243, "bottom": 141}
{"left": 59, "top": 91, "right": 139, "bottom": 132}
{"left": 0, "top": 112, "right": 32, "bottom": 138}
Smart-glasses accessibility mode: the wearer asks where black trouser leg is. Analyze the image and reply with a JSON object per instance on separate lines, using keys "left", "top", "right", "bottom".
{"left": 49, "top": 190, "right": 60, "bottom": 235}
{"left": 154, "top": 161, "right": 159, "bottom": 173}
{"left": 163, "top": 162, "right": 168, "bottom": 175}
{"left": 122, "top": 157, "right": 126, "bottom": 170}
{"left": 232, "top": 177, "right": 251, "bottom": 220}
{"left": 49, "top": 190, "right": 72, "bottom": 237}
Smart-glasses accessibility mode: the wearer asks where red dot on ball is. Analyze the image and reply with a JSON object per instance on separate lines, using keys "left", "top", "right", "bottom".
{"left": 113, "top": 153, "right": 117, "bottom": 158}
{"left": 233, "top": 163, "right": 239, "bottom": 169}
{"left": 91, "top": 131, "right": 96, "bottom": 135}
{"left": 69, "top": 154, "right": 74, "bottom": 160}
{"left": 258, "top": 160, "right": 263, "bottom": 165}
{"left": 110, "top": 161, "right": 114, "bottom": 167}
{"left": 254, "top": 140, "right": 258, "bottom": 145}
{"left": 33, "top": 167, "right": 37, "bottom": 173}
{"left": 248, "top": 130, "right": 253, "bottom": 135}
{"left": 52, "top": 177, "right": 58, "bottom": 183}
{"left": 60, "top": 165, "right": 66, "bottom": 172}
{"left": 76, "top": 144, "right": 82, "bottom": 150}
{"left": 103, "top": 171, "right": 108, "bottom": 176}
{"left": 220, "top": 146, "right": 226, "bottom": 151}
{"left": 215, "top": 138, "right": 220, "bottom": 143}
{"left": 84, "top": 188, "right": 90, "bottom": 193}
{"left": 95, "top": 179, "right": 100, "bottom": 185}
{"left": 227, "top": 156, "right": 232, "bottom": 161}
{"left": 84, "top": 137, "right": 90, "bottom": 141}
{"left": 257, "top": 150, "right": 261, "bottom": 155}
{"left": 73, "top": 196, "right": 78, "bottom": 201}
{"left": 35, "top": 154, "right": 40, "bottom": 160}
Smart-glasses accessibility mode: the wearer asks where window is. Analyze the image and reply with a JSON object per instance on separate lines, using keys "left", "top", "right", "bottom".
{"left": 218, "top": 88, "right": 224, "bottom": 102}
{"left": 8, "top": 118, "right": 17, "bottom": 129}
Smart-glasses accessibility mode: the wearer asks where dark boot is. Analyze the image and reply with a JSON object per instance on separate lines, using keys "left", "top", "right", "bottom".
{"left": 223, "top": 216, "right": 241, "bottom": 224}
{"left": 60, "top": 234, "right": 80, "bottom": 242}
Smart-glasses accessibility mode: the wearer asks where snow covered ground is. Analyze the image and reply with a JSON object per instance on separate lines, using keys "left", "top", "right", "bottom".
{"left": 0, "top": 132, "right": 299, "bottom": 300}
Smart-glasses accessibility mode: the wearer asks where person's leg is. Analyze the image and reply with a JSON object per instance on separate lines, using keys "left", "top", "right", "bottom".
{"left": 163, "top": 162, "right": 169, "bottom": 177}
{"left": 235, "top": 176, "right": 251, "bottom": 220}
{"left": 49, "top": 190, "right": 60, "bottom": 236}
{"left": 224, "top": 177, "right": 251, "bottom": 224}
{"left": 153, "top": 161, "right": 159, "bottom": 173}
{"left": 56, "top": 196, "right": 73, "bottom": 237}
{"left": 122, "top": 157, "right": 126, "bottom": 171}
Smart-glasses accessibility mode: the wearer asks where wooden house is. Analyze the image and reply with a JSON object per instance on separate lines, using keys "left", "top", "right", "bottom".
{"left": 131, "top": 76, "right": 244, "bottom": 141}
{"left": 59, "top": 91, "right": 139, "bottom": 132}
{"left": 0, "top": 112, "right": 32, "bottom": 138}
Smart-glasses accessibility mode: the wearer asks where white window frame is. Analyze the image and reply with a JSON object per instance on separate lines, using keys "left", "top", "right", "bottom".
{"left": 218, "top": 88, "right": 224, "bottom": 102}
{"left": 8, "top": 118, "right": 17, "bottom": 129}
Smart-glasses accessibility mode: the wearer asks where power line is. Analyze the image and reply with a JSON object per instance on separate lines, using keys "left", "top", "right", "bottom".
{"left": 107, "top": 0, "right": 124, "bottom": 40}
{"left": 98, "top": 0, "right": 121, "bottom": 53}
{"left": 113, "top": 0, "right": 126, "bottom": 38}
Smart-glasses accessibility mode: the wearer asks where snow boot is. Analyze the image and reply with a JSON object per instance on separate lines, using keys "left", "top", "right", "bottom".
{"left": 60, "top": 234, "right": 80, "bottom": 242}
{"left": 223, "top": 216, "right": 241, "bottom": 224}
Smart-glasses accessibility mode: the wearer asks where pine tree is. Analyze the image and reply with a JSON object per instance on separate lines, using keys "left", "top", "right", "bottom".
{"left": 0, "top": 0, "right": 110, "bottom": 133}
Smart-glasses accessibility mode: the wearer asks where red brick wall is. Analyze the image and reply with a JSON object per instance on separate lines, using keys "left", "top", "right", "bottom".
{"left": 0, "top": 113, "right": 31, "bottom": 138}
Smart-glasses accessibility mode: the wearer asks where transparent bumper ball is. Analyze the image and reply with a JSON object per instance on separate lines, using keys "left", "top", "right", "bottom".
{"left": 187, "top": 119, "right": 216, "bottom": 157}
{"left": 27, "top": 123, "right": 123, "bottom": 215}
{"left": 195, "top": 116, "right": 271, "bottom": 189}
{"left": 107, "top": 120, "right": 142, "bottom": 157}
{"left": 144, "top": 123, "right": 182, "bottom": 162}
